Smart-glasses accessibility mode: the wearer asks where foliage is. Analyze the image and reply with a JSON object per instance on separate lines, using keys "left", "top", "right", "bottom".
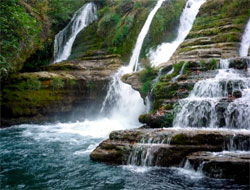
{"left": 22, "top": 42, "right": 52, "bottom": 71}
{"left": 209, "top": 59, "right": 217, "bottom": 70}
{"left": 47, "top": 0, "right": 87, "bottom": 31}
{"left": 97, "top": 12, "right": 121, "bottom": 37}
{"left": 69, "top": 79, "right": 76, "bottom": 87}
{"left": 141, "top": 81, "right": 152, "bottom": 95}
{"left": 51, "top": 78, "right": 64, "bottom": 90}
{"left": 0, "top": 55, "right": 12, "bottom": 79}
{"left": 0, "top": 0, "right": 42, "bottom": 67}
{"left": 139, "top": 64, "right": 157, "bottom": 95}
{"left": 26, "top": 78, "right": 41, "bottom": 90}
{"left": 113, "top": 16, "right": 134, "bottom": 45}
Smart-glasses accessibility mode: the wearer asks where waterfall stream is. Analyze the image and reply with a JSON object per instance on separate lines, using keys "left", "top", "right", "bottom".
{"left": 53, "top": 3, "right": 97, "bottom": 63}
{"left": 127, "top": 16, "right": 250, "bottom": 168}
{"left": 239, "top": 19, "right": 250, "bottom": 57}
{"left": 149, "top": 0, "right": 207, "bottom": 66}
{"left": 100, "top": 0, "right": 165, "bottom": 122}
{"left": 173, "top": 59, "right": 250, "bottom": 129}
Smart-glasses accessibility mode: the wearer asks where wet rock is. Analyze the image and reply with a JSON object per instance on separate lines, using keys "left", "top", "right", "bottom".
{"left": 228, "top": 57, "right": 250, "bottom": 70}
{"left": 215, "top": 100, "right": 229, "bottom": 127}
{"left": 233, "top": 90, "right": 242, "bottom": 98}
{"left": 187, "top": 151, "right": 250, "bottom": 182}
{"left": 90, "top": 128, "right": 250, "bottom": 165}
{"left": 139, "top": 113, "right": 173, "bottom": 128}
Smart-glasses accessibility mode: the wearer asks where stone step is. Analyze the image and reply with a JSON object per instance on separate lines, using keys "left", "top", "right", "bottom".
{"left": 90, "top": 128, "right": 250, "bottom": 165}
{"left": 186, "top": 151, "right": 250, "bottom": 182}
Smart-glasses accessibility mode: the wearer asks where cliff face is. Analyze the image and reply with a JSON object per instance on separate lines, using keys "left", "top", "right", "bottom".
{"left": 164, "top": 0, "right": 250, "bottom": 66}
{"left": 1, "top": 55, "right": 122, "bottom": 126}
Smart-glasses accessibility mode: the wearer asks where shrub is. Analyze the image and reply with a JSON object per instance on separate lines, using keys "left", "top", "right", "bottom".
{"left": 0, "top": 55, "right": 12, "bottom": 79}
{"left": 139, "top": 64, "right": 157, "bottom": 95}
{"left": 26, "top": 78, "right": 41, "bottom": 90}
{"left": 51, "top": 78, "right": 64, "bottom": 90}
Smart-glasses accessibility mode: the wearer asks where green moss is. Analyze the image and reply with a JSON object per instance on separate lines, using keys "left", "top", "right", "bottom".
{"left": 69, "top": 79, "right": 76, "bottom": 87}
{"left": 2, "top": 88, "right": 61, "bottom": 116}
{"left": 140, "top": 0, "right": 186, "bottom": 58}
{"left": 139, "top": 64, "right": 158, "bottom": 95}
{"left": 51, "top": 78, "right": 64, "bottom": 90}
{"left": 170, "top": 134, "right": 189, "bottom": 145}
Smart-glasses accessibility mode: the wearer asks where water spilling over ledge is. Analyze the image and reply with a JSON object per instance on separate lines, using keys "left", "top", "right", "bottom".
{"left": 54, "top": 3, "right": 97, "bottom": 63}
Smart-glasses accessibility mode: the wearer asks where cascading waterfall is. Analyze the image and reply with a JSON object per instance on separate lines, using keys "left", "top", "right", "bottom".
{"left": 172, "top": 21, "right": 250, "bottom": 128}
{"left": 100, "top": 0, "right": 165, "bottom": 122}
{"left": 127, "top": 0, "right": 208, "bottom": 167}
{"left": 173, "top": 59, "right": 250, "bottom": 129}
{"left": 127, "top": 16, "right": 250, "bottom": 168}
{"left": 239, "top": 19, "right": 250, "bottom": 57}
{"left": 148, "top": 0, "right": 207, "bottom": 66}
{"left": 54, "top": 3, "right": 97, "bottom": 63}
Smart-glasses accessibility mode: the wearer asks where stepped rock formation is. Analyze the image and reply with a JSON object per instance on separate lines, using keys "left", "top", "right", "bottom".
{"left": 162, "top": 0, "right": 250, "bottom": 67}
{"left": 90, "top": 128, "right": 250, "bottom": 181}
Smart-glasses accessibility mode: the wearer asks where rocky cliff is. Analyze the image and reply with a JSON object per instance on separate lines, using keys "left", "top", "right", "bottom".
{"left": 1, "top": 55, "right": 121, "bottom": 126}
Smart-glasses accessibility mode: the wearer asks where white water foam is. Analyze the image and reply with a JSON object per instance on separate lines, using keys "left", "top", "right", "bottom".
{"left": 100, "top": 0, "right": 166, "bottom": 122}
{"left": 17, "top": 1, "right": 166, "bottom": 154}
{"left": 173, "top": 58, "right": 250, "bottom": 129}
{"left": 239, "top": 19, "right": 250, "bottom": 57}
{"left": 54, "top": 3, "right": 97, "bottom": 63}
{"left": 149, "top": 0, "right": 207, "bottom": 66}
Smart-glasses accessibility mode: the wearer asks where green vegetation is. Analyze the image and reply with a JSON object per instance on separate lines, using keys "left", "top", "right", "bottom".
{"left": 141, "top": 0, "right": 186, "bottom": 57}
{"left": 70, "top": 0, "right": 157, "bottom": 61}
{"left": 48, "top": 0, "right": 87, "bottom": 31}
{"left": 51, "top": 78, "right": 64, "bottom": 90}
{"left": 1, "top": 76, "right": 62, "bottom": 117}
{"left": 26, "top": 78, "right": 41, "bottom": 90}
{"left": 0, "top": 0, "right": 43, "bottom": 76}
{"left": 139, "top": 65, "right": 158, "bottom": 95}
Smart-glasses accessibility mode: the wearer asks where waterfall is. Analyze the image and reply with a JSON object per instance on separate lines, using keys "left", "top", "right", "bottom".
{"left": 148, "top": 0, "right": 207, "bottom": 66}
{"left": 239, "top": 19, "right": 250, "bottom": 57}
{"left": 173, "top": 59, "right": 250, "bottom": 129}
{"left": 54, "top": 3, "right": 97, "bottom": 63}
{"left": 100, "top": 0, "right": 165, "bottom": 122}
{"left": 171, "top": 62, "right": 188, "bottom": 81}
{"left": 129, "top": 0, "right": 166, "bottom": 71}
